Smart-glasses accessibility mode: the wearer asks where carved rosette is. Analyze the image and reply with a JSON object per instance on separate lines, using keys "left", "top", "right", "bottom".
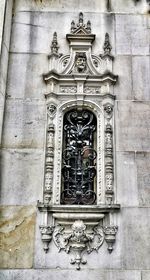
{"left": 43, "top": 104, "right": 56, "bottom": 205}
{"left": 104, "top": 104, "right": 114, "bottom": 204}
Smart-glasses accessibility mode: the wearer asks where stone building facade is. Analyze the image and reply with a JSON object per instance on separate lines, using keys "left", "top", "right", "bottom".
{"left": 0, "top": 0, "right": 150, "bottom": 279}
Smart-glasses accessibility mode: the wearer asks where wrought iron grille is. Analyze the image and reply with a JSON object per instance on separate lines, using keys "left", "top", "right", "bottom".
{"left": 61, "top": 109, "right": 97, "bottom": 205}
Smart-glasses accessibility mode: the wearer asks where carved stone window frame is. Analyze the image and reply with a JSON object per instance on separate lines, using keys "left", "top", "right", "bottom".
{"left": 37, "top": 12, "right": 120, "bottom": 270}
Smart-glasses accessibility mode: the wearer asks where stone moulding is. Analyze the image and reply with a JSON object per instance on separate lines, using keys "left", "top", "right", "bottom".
{"left": 38, "top": 12, "right": 120, "bottom": 269}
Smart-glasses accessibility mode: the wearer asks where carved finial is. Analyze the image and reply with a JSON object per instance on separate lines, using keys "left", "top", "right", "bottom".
{"left": 51, "top": 32, "right": 59, "bottom": 54}
{"left": 70, "top": 12, "right": 92, "bottom": 34}
{"left": 71, "top": 20, "right": 75, "bottom": 32}
{"left": 79, "top": 12, "right": 83, "bottom": 26}
{"left": 103, "top": 33, "right": 112, "bottom": 54}
{"left": 86, "top": 20, "right": 91, "bottom": 33}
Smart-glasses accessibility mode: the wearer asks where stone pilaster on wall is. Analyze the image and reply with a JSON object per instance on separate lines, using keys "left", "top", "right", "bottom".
{"left": 0, "top": 0, "right": 150, "bottom": 279}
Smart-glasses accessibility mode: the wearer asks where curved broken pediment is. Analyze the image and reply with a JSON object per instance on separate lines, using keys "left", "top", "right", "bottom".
{"left": 43, "top": 12, "right": 117, "bottom": 93}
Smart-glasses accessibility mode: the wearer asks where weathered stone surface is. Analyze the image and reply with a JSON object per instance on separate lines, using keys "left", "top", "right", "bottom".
{"left": 116, "top": 152, "right": 138, "bottom": 206}
{"left": 1, "top": 0, "right": 13, "bottom": 50}
{"left": 0, "top": 206, "right": 36, "bottom": 268}
{"left": 14, "top": 0, "right": 107, "bottom": 13}
{"left": 0, "top": 0, "right": 13, "bottom": 143}
{"left": 0, "top": 0, "right": 150, "bottom": 276}
{"left": 116, "top": 15, "right": 149, "bottom": 55}
{"left": 136, "top": 152, "right": 150, "bottom": 206}
{"left": 0, "top": 269, "right": 142, "bottom": 280}
{"left": 0, "top": 43, "right": 9, "bottom": 95}
{"left": 142, "top": 271, "right": 150, "bottom": 280}
{"left": 115, "top": 101, "right": 150, "bottom": 152}
{"left": 132, "top": 56, "right": 150, "bottom": 101}
{"left": 6, "top": 53, "right": 48, "bottom": 99}
{"left": 2, "top": 99, "right": 45, "bottom": 149}
{"left": 114, "top": 56, "right": 132, "bottom": 100}
{"left": 10, "top": 11, "right": 115, "bottom": 55}
{"left": 10, "top": 20, "right": 51, "bottom": 54}
{"left": 106, "top": 270, "right": 141, "bottom": 280}
{"left": 119, "top": 207, "right": 150, "bottom": 269}
{"left": 111, "top": 0, "right": 149, "bottom": 14}
{"left": 0, "top": 0, "right": 6, "bottom": 53}
{"left": 0, "top": 149, "right": 44, "bottom": 205}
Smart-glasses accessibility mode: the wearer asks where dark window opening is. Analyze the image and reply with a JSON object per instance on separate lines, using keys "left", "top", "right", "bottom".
{"left": 61, "top": 109, "right": 97, "bottom": 205}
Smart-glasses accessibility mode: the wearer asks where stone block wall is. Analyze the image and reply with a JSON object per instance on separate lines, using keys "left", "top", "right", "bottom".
{"left": 0, "top": 0, "right": 150, "bottom": 279}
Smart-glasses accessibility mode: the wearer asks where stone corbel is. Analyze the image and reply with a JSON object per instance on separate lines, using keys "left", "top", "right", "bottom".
{"left": 49, "top": 212, "right": 119, "bottom": 269}
{"left": 103, "top": 225, "right": 118, "bottom": 253}
{"left": 39, "top": 224, "right": 54, "bottom": 253}
{"left": 52, "top": 214, "right": 105, "bottom": 270}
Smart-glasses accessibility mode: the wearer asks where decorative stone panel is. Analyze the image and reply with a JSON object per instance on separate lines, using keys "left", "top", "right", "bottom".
{"left": 37, "top": 12, "right": 120, "bottom": 270}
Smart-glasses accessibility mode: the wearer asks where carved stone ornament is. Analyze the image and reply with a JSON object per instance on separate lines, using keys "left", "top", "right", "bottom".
{"left": 104, "top": 103, "right": 113, "bottom": 120}
{"left": 39, "top": 225, "right": 54, "bottom": 253}
{"left": 103, "top": 226, "right": 118, "bottom": 253}
{"left": 38, "top": 12, "right": 120, "bottom": 270}
{"left": 47, "top": 104, "right": 57, "bottom": 118}
{"left": 53, "top": 220, "right": 104, "bottom": 270}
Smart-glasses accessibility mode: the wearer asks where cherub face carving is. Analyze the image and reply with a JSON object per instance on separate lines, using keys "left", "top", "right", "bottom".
{"left": 72, "top": 220, "right": 86, "bottom": 241}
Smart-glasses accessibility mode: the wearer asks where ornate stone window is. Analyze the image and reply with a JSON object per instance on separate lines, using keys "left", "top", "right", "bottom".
{"left": 38, "top": 12, "right": 120, "bottom": 270}
{"left": 61, "top": 109, "right": 97, "bottom": 205}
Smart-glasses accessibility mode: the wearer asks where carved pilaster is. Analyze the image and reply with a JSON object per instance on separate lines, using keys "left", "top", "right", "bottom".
{"left": 104, "top": 104, "right": 114, "bottom": 204}
{"left": 43, "top": 104, "right": 56, "bottom": 205}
